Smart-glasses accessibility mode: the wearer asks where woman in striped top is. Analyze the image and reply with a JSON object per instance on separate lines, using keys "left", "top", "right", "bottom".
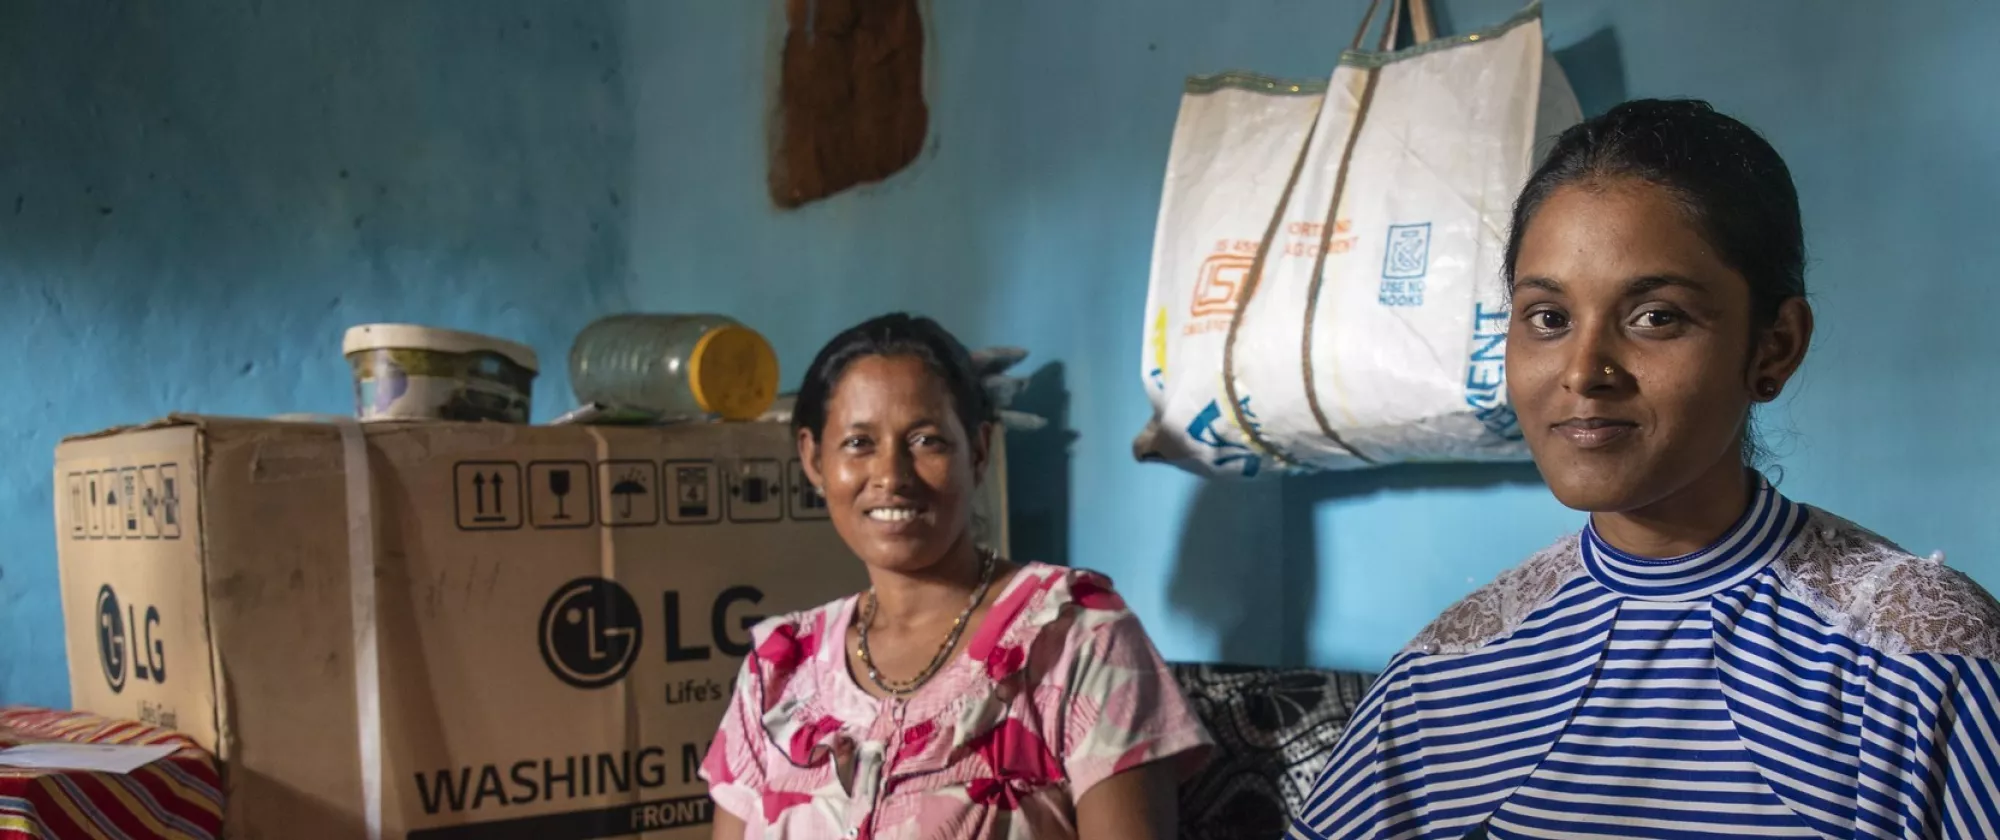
{"left": 1290, "top": 99, "right": 2000, "bottom": 839}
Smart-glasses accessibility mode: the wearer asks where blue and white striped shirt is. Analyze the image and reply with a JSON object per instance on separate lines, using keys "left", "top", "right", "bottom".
{"left": 1291, "top": 480, "right": 2000, "bottom": 839}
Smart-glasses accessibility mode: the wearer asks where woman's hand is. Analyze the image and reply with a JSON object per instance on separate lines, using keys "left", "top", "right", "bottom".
{"left": 1076, "top": 761, "right": 1180, "bottom": 840}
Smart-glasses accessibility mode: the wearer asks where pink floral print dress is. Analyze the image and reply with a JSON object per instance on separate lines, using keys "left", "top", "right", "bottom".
{"left": 700, "top": 562, "right": 1213, "bottom": 839}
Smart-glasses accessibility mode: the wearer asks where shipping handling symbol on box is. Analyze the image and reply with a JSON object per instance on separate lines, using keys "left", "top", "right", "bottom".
{"left": 453, "top": 458, "right": 854, "bottom": 532}
{"left": 600, "top": 461, "right": 659, "bottom": 527}
{"left": 663, "top": 461, "right": 720, "bottom": 525}
{"left": 726, "top": 459, "right": 784, "bottom": 523}
{"left": 453, "top": 462, "right": 524, "bottom": 530}
{"left": 786, "top": 459, "right": 830, "bottom": 521}
{"left": 68, "top": 466, "right": 182, "bottom": 541}
{"left": 528, "top": 461, "right": 594, "bottom": 529}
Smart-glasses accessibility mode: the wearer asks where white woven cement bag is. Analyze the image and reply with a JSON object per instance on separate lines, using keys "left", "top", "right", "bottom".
{"left": 1133, "top": 71, "right": 1323, "bottom": 479}
{"left": 1134, "top": 1, "right": 1580, "bottom": 477}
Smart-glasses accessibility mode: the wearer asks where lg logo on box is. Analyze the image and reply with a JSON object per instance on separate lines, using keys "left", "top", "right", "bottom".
{"left": 538, "top": 578, "right": 766, "bottom": 689}
{"left": 95, "top": 584, "right": 166, "bottom": 693}
{"left": 539, "top": 578, "right": 643, "bottom": 689}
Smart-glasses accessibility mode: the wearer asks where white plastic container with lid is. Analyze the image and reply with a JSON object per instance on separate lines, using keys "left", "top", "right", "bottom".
{"left": 342, "top": 324, "right": 539, "bottom": 423}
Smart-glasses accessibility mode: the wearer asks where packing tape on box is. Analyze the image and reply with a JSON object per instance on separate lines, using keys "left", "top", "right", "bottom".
{"left": 586, "top": 427, "right": 644, "bottom": 804}
{"left": 269, "top": 417, "right": 644, "bottom": 832}
{"left": 335, "top": 417, "right": 385, "bottom": 840}
{"left": 276, "top": 414, "right": 384, "bottom": 840}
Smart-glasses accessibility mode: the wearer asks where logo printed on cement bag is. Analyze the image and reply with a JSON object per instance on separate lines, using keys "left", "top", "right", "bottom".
{"left": 1134, "top": 1, "right": 1580, "bottom": 477}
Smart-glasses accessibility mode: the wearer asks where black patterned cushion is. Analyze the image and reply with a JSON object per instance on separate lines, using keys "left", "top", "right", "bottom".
{"left": 1170, "top": 663, "right": 1376, "bottom": 840}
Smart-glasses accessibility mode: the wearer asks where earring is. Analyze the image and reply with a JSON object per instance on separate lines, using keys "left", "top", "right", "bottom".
{"left": 1755, "top": 379, "right": 1780, "bottom": 400}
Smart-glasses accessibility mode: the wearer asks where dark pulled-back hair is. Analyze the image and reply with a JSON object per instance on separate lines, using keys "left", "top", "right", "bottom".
{"left": 793, "top": 313, "right": 994, "bottom": 442}
{"left": 1505, "top": 98, "right": 1806, "bottom": 329}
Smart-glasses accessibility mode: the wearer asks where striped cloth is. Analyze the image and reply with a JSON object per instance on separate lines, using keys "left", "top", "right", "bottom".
{"left": 0, "top": 707, "right": 223, "bottom": 839}
{"left": 1291, "top": 479, "right": 2000, "bottom": 839}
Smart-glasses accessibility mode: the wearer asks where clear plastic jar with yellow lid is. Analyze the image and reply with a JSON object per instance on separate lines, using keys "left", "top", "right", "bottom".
{"left": 567, "top": 314, "right": 779, "bottom": 421}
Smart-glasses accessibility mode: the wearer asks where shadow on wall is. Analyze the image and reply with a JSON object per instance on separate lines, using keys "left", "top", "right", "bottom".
{"left": 1004, "top": 362, "right": 1074, "bottom": 568}
{"left": 1164, "top": 475, "right": 1286, "bottom": 666}
{"left": 1166, "top": 460, "right": 1544, "bottom": 668}
{"left": 1555, "top": 27, "right": 1628, "bottom": 116}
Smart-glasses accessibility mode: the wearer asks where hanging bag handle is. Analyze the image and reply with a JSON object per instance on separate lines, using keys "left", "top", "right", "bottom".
{"left": 1409, "top": 0, "right": 1437, "bottom": 45}
{"left": 1219, "top": 0, "right": 1401, "bottom": 469}
{"left": 1296, "top": 0, "right": 1444, "bottom": 460}
{"left": 1351, "top": 0, "right": 1435, "bottom": 52}
{"left": 1296, "top": 0, "right": 1439, "bottom": 457}
{"left": 1221, "top": 0, "right": 1440, "bottom": 468}
{"left": 1346, "top": 0, "right": 1390, "bottom": 51}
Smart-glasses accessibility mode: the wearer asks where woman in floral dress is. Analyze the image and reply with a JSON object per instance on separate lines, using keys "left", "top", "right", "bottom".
{"left": 702, "top": 313, "right": 1212, "bottom": 839}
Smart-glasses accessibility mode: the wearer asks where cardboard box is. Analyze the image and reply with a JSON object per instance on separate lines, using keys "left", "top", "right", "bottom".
{"left": 54, "top": 417, "right": 1010, "bottom": 840}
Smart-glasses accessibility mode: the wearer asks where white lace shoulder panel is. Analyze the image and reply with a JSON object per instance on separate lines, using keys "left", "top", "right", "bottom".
{"left": 1774, "top": 507, "right": 2000, "bottom": 660}
{"left": 1405, "top": 534, "right": 1585, "bottom": 656}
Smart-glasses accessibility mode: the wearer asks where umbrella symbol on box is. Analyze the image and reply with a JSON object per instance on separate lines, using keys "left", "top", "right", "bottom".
{"left": 611, "top": 470, "right": 650, "bottom": 520}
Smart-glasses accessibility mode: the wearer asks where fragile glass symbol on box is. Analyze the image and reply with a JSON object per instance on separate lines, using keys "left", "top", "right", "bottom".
{"left": 547, "top": 469, "right": 574, "bottom": 520}
{"left": 527, "top": 462, "right": 593, "bottom": 529}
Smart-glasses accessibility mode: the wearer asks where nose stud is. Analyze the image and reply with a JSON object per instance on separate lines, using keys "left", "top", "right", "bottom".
{"left": 1603, "top": 365, "right": 1616, "bottom": 376}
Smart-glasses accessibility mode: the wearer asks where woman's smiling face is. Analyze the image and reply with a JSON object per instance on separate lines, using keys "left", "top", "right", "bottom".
{"left": 1507, "top": 177, "right": 1766, "bottom": 514}
{"left": 801, "top": 354, "right": 987, "bottom": 574}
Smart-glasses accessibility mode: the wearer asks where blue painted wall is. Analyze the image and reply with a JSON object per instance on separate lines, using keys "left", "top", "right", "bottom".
{"left": 0, "top": 1, "right": 630, "bottom": 705}
{"left": 621, "top": 0, "right": 2000, "bottom": 673}
{"left": 5, "top": 0, "right": 1998, "bottom": 706}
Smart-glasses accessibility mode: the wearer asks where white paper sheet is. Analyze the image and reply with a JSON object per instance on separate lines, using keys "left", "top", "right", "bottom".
{"left": 0, "top": 742, "right": 178, "bottom": 774}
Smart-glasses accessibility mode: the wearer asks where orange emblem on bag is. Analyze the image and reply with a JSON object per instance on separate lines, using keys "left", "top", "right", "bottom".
{"left": 1190, "top": 253, "right": 1254, "bottom": 317}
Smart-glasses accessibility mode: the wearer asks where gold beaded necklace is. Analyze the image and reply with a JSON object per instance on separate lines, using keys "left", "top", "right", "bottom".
{"left": 854, "top": 549, "right": 998, "bottom": 696}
